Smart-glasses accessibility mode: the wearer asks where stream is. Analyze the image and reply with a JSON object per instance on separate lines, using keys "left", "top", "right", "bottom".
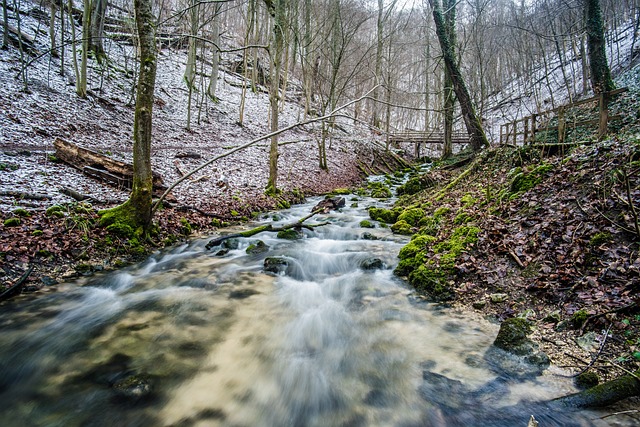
{"left": 0, "top": 188, "right": 621, "bottom": 426}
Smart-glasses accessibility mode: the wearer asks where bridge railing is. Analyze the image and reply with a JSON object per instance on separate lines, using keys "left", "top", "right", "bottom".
{"left": 499, "top": 87, "right": 627, "bottom": 146}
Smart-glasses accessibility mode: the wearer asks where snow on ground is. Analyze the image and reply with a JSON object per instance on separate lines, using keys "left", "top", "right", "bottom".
{"left": 482, "top": 18, "right": 639, "bottom": 142}
{"left": 0, "top": 2, "right": 393, "bottom": 215}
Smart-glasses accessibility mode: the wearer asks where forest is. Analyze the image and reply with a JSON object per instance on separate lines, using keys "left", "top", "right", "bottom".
{"left": 1, "top": 0, "right": 640, "bottom": 425}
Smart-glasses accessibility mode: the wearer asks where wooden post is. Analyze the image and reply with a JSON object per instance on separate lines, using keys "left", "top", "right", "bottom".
{"left": 598, "top": 91, "right": 609, "bottom": 140}
{"left": 558, "top": 106, "right": 566, "bottom": 145}
{"left": 531, "top": 113, "right": 537, "bottom": 143}
{"left": 523, "top": 117, "right": 529, "bottom": 145}
{"left": 512, "top": 119, "right": 517, "bottom": 145}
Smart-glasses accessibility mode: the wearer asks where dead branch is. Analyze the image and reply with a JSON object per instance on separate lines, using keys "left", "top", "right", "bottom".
{"left": 0, "top": 265, "right": 34, "bottom": 302}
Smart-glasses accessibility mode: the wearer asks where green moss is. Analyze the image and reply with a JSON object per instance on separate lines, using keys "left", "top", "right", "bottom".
{"left": 368, "top": 181, "right": 392, "bottom": 198}
{"left": 396, "top": 175, "right": 435, "bottom": 196}
{"left": 98, "top": 202, "right": 146, "bottom": 238}
{"left": 359, "top": 220, "right": 374, "bottom": 228}
{"left": 433, "top": 207, "right": 451, "bottom": 218}
{"left": 277, "top": 229, "right": 301, "bottom": 239}
{"left": 13, "top": 208, "right": 30, "bottom": 217}
{"left": 3, "top": 218, "right": 20, "bottom": 227}
{"left": 276, "top": 199, "right": 291, "bottom": 209}
{"left": 493, "top": 318, "right": 532, "bottom": 351}
{"left": 408, "top": 264, "right": 453, "bottom": 302}
{"left": 350, "top": 203, "right": 359, "bottom": 208}
{"left": 230, "top": 210, "right": 240, "bottom": 217}
{"left": 575, "top": 371, "right": 599, "bottom": 390}
{"left": 509, "top": 163, "right": 553, "bottom": 195}
{"left": 328, "top": 188, "right": 351, "bottom": 196}
{"left": 571, "top": 309, "right": 589, "bottom": 328}
{"left": 46, "top": 205, "right": 65, "bottom": 217}
{"left": 589, "top": 232, "right": 611, "bottom": 247}
{"left": 32, "top": 229, "right": 44, "bottom": 236}
{"left": 397, "top": 208, "right": 425, "bottom": 227}
{"left": 454, "top": 211, "right": 473, "bottom": 225}
{"left": 391, "top": 220, "right": 412, "bottom": 235}
{"left": 368, "top": 207, "right": 401, "bottom": 223}
{"left": 180, "top": 218, "right": 192, "bottom": 235}
{"left": 461, "top": 193, "right": 478, "bottom": 207}
{"left": 36, "top": 249, "right": 51, "bottom": 257}
{"left": 246, "top": 240, "right": 269, "bottom": 255}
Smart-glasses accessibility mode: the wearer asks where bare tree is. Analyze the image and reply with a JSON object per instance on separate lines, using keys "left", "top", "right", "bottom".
{"left": 428, "top": 0, "right": 488, "bottom": 151}
{"left": 99, "top": 0, "right": 158, "bottom": 233}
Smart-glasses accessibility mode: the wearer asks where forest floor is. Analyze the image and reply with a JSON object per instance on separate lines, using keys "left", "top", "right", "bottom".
{"left": 382, "top": 67, "right": 640, "bottom": 397}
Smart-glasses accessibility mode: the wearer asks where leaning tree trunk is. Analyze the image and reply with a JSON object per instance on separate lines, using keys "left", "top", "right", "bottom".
{"left": 585, "top": 0, "right": 615, "bottom": 93}
{"left": 442, "top": 0, "right": 456, "bottom": 160}
{"left": 78, "top": 0, "right": 91, "bottom": 98}
{"left": 429, "top": 0, "right": 488, "bottom": 151}
{"left": 99, "top": 0, "right": 157, "bottom": 233}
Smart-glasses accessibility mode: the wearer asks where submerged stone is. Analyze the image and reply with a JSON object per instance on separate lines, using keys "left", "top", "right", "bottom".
{"left": 246, "top": 240, "right": 268, "bottom": 255}
{"left": 264, "top": 257, "right": 289, "bottom": 274}
{"left": 360, "top": 258, "right": 384, "bottom": 270}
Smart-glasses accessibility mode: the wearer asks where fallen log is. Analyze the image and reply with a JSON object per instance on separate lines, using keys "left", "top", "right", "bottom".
{"left": 0, "top": 265, "right": 34, "bottom": 302}
{"left": 54, "top": 138, "right": 165, "bottom": 191}
{"left": 551, "top": 370, "right": 640, "bottom": 408}
{"left": 0, "top": 190, "right": 51, "bottom": 200}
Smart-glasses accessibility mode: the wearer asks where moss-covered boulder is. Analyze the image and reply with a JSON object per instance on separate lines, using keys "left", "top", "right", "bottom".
{"left": 397, "top": 208, "right": 425, "bottom": 227}
{"left": 246, "top": 240, "right": 269, "bottom": 255}
{"left": 575, "top": 371, "right": 600, "bottom": 390}
{"left": 396, "top": 175, "right": 435, "bottom": 196}
{"left": 277, "top": 229, "right": 302, "bottom": 239}
{"left": 368, "top": 207, "right": 401, "bottom": 223}
{"left": 3, "top": 217, "right": 21, "bottom": 227}
{"left": 391, "top": 220, "right": 412, "bottom": 235}
{"left": 493, "top": 318, "right": 532, "bottom": 352}
{"left": 359, "top": 220, "right": 374, "bottom": 228}
{"left": 408, "top": 264, "right": 453, "bottom": 302}
{"left": 264, "top": 257, "right": 289, "bottom": 274}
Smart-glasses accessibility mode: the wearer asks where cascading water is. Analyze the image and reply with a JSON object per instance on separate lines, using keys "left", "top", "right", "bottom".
{"left": 0, "top": 189, "right": 623, "bottom": 426}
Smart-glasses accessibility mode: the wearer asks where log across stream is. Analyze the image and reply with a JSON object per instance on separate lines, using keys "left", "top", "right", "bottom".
{"left": 0, "top": 185, "right": 634, "bottom": 426}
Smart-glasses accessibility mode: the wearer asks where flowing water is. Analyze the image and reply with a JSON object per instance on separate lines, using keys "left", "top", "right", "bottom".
{"left": 0, "top": 191, "right": 623, "bottom": 426}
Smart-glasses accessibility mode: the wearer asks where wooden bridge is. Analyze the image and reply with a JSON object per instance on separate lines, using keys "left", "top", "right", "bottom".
{"left": 388, "top": 131, "right": 470, "bottom": 157}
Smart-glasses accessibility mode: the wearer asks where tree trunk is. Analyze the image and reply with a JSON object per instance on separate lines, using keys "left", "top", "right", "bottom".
{"left": 429, "top": 0, "right": 488, "bottom": 152}
{"left": 184, "top": 0, "right": 199, "bottom": 130}
{"left": 68, "top": 0, "right": 81, "bottom": 94}
{"left": 2, "top": 0, "right": 8, "bottom": 49}
{"left": 49, "top": 3, "right": 59, "bottom": 57}
{"left": 265, "top": 0, "right": 286, "bottom": 193}
{"left": 442, "top": 0, "right": 455, "bottom": 160}
{"left": 99, "top": 0, "right": 157, "bottom": 233}
{"left": 89, "top": 0, "right": 107, "bottom": 61}
{"left": 585, "top": 0, "right": 615, "bottom": 93}
{"left": 372, "top": 0, "right": 383, "bottom": 129}
{"left": 207, "top": 4, "right": 221, "bottom": 101}
{"left": 78, "top": 0, "right": 91, "bottom": 98}
{"left": 552, "top": 370, "right": 640, "bottom": 408}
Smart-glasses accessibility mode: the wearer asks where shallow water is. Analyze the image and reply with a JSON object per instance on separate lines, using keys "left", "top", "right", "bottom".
{"left": 0, "top": 192, "right": 624, "bottom": 426}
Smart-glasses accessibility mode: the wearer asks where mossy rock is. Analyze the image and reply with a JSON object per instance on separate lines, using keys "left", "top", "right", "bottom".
{"left": 396, "top": 175, "right": 435, "bottom": 196}
{"left": 397, "top": 208, "right": 425, "bottom": 227}
{"left": 180, "top": 218, "right": 192, "bottom": 235}
{"left": 368, "top": 181, "right": 392, "bottom": 198}
{"left": 493, "top": 317, "right": 532, "bottom": 352}
{"left": 277, "top": 229, "right": 302, "bottom": 240}
{"left": 453, "top": 211, "right": 472, "bottom": 225}
{"left": 571, "top": 309, "right": 589, "bottom": 329}
{"left": 3, "top": 217, "right": 21, "bottom": 227}
{"left": 246, "top": 240, "right": 269, "bottom": 255}
{"left": 575, "top": 371, "right": 599, "bottom": 390}
{"left": 32, "top": 229, "right": 44, "bottom": 236}
{"left": 390, "top": 220, "right": 412, "bottom": 235}
{"left": 264, "top": 257, "right": 289, "bottom": 274}
{"left": 328, "top": 188, "right": 351, "bottom": 196}
{"left": 368, "top": 207, "right": 401, "bottom": 223}
{"left": 359, "top": 220, "right": 374, "bottom": 228}
{"left": 408, "top": 265, "right": 453, "bottom": 302}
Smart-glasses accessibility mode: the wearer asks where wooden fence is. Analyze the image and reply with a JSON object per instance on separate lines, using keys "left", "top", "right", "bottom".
{"left": 499, "top": 88, "right": 627, "bottom": 146}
